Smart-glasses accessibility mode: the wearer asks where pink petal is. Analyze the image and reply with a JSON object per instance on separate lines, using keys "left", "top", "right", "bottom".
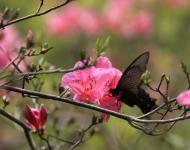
{"left": 24, "top": 105, "right": 39, "bottom": 130}
{"left": 96, "top": 56, "right": 112, "bottom": 68}
{"left": 99, "top": 93, "right": 121, "bottom": 121}
{"left": 39, "top": 104, "right": 48, "bottom": 128}
{"left": 177, "top": 90, "right": 190, "bottom": 106}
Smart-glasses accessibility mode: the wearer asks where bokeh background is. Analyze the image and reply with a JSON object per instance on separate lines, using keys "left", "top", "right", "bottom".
{"left": 1, "top": 0, "right": 190, "bottom": 150}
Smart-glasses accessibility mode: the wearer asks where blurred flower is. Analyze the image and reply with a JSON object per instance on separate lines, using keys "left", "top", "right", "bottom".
{"left": 0, "top": 25, "right": 26, "bottom": 70}
{"left": 77, "top": 8, "right": 103, "bottom": 36}
{"left": 130, "top": 11, "right": 153, "bottom": 36}
{"left": 105, "top": 0, "right": 153, "bottom": 38}
{"left": 0, "top": 26, "right": 22, "bottom": 51}
{"left": 0, "top": 47, "right": 10, "bottom": 69}
{"left": 46, "top": 4, "right": 79, "bottom": 36}
{"left": 24, "top": 104, "right": 48, "bottom": 132}
{"left": 47, "top": 1, "right": 152, "bottom": 38}
{"left": 176, "top": 90, "right": 190, "bottom": 106}
{"left": 104, "top": 0, "right": 132, "bottom": 32}
{"left": 167, "top": 0, "right": 190, "bottom": 7}
{"left": 47, "top": 4, "right": 102, "bottom": 36}
{"left": 62, "top": 56, "right": 122, "bottom": 121}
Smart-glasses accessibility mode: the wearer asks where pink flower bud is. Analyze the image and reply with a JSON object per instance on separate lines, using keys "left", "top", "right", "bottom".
{"left": 24, "top": 104, "right": 48, "bottom": 132}
{"left": 26, "top": 30, "right": 34, "bottom": 48}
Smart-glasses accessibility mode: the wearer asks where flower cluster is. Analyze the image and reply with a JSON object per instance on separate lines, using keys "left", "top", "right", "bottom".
{"left": 24, "top": 104, "right": 48, "bottom": 133}
{"left": 62, "top": 56, "right": 122, "bottom": 121}
{"left": 46, "top": 0, "right": 153, "bottom": 38}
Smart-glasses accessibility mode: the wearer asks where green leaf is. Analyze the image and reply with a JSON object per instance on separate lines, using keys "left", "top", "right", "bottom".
{"left": 96, "top": 36, "right": 110, "bottom": 56}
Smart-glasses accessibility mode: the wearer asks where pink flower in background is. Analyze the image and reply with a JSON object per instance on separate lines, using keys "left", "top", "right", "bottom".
{"left": 133, "top": 11, "right": 153, "bottom": 36}
{"left": 47, "top": 0, "right": 153, "bottom": 38}
{"left": 24, "top": 104, "right": 48, "bottom": 132}
{"left": 104, "top": 0, "right": 132, "bottom": 31}
{"left": 78, "top": 9, "right": 103, "bottom": 36}
{"left": 168, "top": 0, "right": 190, "bottom": 7}
{"left": 0, "top": 26, "right": 22, "bottom": 51}
{"left": 47, "top": 4, "right": 80, "bottom": 36}
{"left": 0, "top": 25, "right": 25, "bottom": 70}
{"left": 47, "top": 4, "right": 102, "bottom": 36}
{"left": 176, "top": 90, "right": 190, "bottom": 106}
{"left": 0, "top": 47, "right": 10, "bottom": 69}
{"left": 62, "top": 56, "right": 122, "bottom": 121}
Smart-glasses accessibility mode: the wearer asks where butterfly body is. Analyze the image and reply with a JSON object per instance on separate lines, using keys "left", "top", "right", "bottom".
{"left": 110, "top": 52, "right": 157, "bottom": 114}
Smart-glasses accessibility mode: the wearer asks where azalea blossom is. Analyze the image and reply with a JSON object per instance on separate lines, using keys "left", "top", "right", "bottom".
{"left": 61, "top": 56, "right": 122, "bottom": 121}
{"left": 176, "top": 90, "right": 190, "bottom": 106}
{"left": 24, "top": 104, "right": 48, "bottom": 132}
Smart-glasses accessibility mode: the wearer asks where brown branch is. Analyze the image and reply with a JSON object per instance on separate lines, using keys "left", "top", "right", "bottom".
{"left": 0, "top": 108, "right": 35, "bottom": 150}
{"left": 2, "top": 85, "right": 188, "bottom": 125}
{"left": 0, "top": 0, "right": 74, "bottom": 29}
{"left": 136, "top": 98, "right": 176, "bottom": 119}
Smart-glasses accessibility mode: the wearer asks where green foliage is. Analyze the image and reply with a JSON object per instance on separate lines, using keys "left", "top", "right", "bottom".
{"left": 96, "top": 37, "right": 110, "bottom": 57}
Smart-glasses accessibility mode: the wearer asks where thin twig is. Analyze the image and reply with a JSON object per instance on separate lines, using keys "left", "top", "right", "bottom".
{"left": 48, "top": 134, "right": 75, "bottom": 145}
{"left": 0, "top": 0, "right": 74, "bottom": 29}
{"left": 36, "top": 0, "right": 44, "bottom": 14}
{"left": 0, "top": 108, "right": 35, "bottom": 150}
{"left": 69, "top": 121, "right": 99, "bottom": 150}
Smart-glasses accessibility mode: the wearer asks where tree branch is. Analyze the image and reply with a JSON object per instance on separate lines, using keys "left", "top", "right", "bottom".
{"left": 0, "top": 0, "right": 74, "bottom": 29}
{"left": 0, "top": 108, "right": 35, "bottom": 150}
{"left": 1, "top": 85, "right": 188, "bottom": 125}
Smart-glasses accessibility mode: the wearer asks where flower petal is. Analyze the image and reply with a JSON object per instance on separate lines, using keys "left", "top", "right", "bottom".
{"left": 24, "top": 105, "right": 39, "bottom": 130}
{"left": 39, "top": 104, "right": 48, "bottom": 128}
{"left": 177, "top": 90, "right": 190, "bottom": 106}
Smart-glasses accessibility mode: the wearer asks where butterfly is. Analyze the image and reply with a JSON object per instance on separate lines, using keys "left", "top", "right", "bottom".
{"left": 110, "top": 52, "right": 157, "bottom": 114}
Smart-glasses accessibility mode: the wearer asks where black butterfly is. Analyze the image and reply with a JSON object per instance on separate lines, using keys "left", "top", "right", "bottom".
{"left": 110, "top": 52, "right": 157, "bottom": 114}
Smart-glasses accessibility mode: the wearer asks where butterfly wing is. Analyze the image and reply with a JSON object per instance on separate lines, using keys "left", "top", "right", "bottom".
{"left": 115, "top": 52, "right": 149, "bottom": 95}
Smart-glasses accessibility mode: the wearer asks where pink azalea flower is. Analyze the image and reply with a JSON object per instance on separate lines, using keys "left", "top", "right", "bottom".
{"left": 176, "top": 90, "right": 190, "bottom": 106}
{"left": 62, "top": 67, "right": 112, "bottom": 104}
{"left": 24, "top": 104, "right": 48, "bottom": 132}
{"left": 61, "top": 56, "right": 122, "bottom": 121}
